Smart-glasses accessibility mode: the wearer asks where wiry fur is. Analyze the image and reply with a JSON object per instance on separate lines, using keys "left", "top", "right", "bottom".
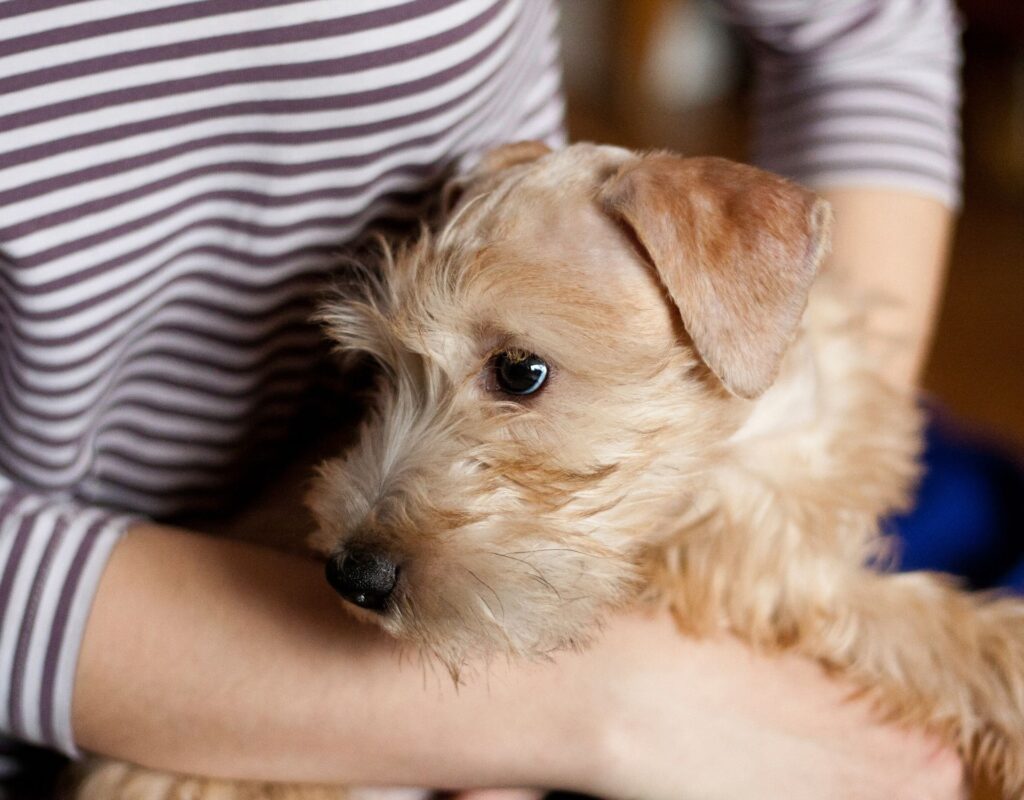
{"left": 76, "top": 143, "right": 1024, "bottom": 799}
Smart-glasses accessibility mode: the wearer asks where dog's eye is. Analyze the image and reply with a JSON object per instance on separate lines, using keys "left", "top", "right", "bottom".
{"left": 492, "top": 350, "right": 549, "bottom": 396}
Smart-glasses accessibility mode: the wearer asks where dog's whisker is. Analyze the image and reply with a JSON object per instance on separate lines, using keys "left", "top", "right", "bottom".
{"left": 470, "top": 591, "right": 499, "bottom": 625}
{"left": 502, "top": 547, "right": 613, "bottom": 560}
{"left": 463, "top": 567, "right": 505, "bottom": 620}
{"left": 438, "top": 595, "right": 487, "bottom": 640}
{"left": 483, "top": 550, "right": 562, "bottom": 599}
{"left": 468, "top": 591, "right": 520, "bottom": 654}
{"left": 527, "top": 574, "right": 561, "bottom": 599}
{"left": 298, "top": 141, "right": 1024, "bottom": 794}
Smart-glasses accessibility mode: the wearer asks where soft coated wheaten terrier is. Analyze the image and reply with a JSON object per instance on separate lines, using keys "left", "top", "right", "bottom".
{"left": 74, "top": 143, "right": 1024, "bottom": 799}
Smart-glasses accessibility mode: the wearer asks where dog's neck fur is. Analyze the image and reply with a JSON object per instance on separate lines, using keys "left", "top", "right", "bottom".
{"left": 648, "top": 274, "right": 923, "bottom": 641}
{"left": 305, "top": 144, "right": 1024, "bottom": 792}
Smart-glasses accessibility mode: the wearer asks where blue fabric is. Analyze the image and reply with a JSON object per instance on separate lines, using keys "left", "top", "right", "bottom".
{"left": 890, "top": 409, "right": 1024, "bottom": 593}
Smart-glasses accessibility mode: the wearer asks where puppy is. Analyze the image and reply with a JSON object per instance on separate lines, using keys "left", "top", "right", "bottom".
{"left": 310, "top": 142, "right": 1024, "bottom": 796}
{"left": 75, "top": 142, "right": 1024, "bottom": 799}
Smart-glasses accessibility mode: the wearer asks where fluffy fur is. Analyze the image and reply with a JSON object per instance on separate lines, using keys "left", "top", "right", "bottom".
{"left": 76, "top": 143, "right": 1024, "bottom": 799}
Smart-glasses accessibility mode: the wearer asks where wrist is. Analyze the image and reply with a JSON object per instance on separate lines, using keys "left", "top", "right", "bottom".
{"left": 458, "top": 648, "right": 614, "bottom": 793}
{"left": 534, "top": 654, "right": 615, "bottom": 794}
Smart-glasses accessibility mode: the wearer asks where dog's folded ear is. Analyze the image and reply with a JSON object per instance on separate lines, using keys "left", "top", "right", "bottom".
{"left": 599, "top": 154, "right": 832, "bottom": 399}
{"left": 442, "top": 141, "right": 553, "bottom": 214}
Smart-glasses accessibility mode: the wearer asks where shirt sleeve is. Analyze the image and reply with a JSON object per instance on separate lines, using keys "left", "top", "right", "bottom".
{"left": 720, "top": 0, "right": 963, "bottom": 208}
{"left": 0, "top": 475, "right": 135, "bottom": 757}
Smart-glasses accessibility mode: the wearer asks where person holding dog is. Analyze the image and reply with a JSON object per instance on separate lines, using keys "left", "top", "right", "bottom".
{"left": 0, "top": 1, "right": 964, "bottom": 798}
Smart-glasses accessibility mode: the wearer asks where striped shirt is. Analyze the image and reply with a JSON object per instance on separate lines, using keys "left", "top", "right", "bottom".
{"left": 0, "top": 0, "right": 961, "bottom": 770}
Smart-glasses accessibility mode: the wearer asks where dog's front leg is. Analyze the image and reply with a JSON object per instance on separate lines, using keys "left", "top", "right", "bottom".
{"left": 807, "top": 572, "right": 1024, "bottom": 798}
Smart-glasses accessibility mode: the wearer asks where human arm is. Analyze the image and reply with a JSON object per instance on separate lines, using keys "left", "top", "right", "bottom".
{"left": 0, "top": 477, "right": 134, "bottom": 757}
{"left": 722, "top": 0, "right": 961, "bottom": 388}
{"left": 822, "top": 187, "right": 953, "bottom": 387}
{"left": 70, "top": 522, "right": 589, "bottom": 791}
{"left": 71, "top": 522, "right": 962, "bottom": 800}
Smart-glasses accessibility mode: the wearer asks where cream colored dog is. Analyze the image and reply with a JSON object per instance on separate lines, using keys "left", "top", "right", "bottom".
{"left": 75, "top": 142, "right": 1024, "bottom": 799}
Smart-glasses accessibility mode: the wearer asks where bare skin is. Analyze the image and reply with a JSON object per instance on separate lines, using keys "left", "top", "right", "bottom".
{"left": 455, "top": 186, "right": 957, "bottom": 800}
{"left": 458, "top": 187, "right": 958, "bottom": 800}
{"left": 75, "top": 525, "right": 962, "bottom": 799}
{"left": 821, "top": 188, "right": 953, "bottom": 389}
{"left": 73, "top": 187, "right": 962, "bottom": 799}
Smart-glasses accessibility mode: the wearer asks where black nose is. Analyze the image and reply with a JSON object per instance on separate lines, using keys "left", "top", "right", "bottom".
{"left": 325, "top": 547, "right": 398, "bottom": 612}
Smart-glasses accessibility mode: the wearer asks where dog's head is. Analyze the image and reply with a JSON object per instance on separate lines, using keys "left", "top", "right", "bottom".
{"left": 308, "top": 142, "right": 831, "bottom": 667}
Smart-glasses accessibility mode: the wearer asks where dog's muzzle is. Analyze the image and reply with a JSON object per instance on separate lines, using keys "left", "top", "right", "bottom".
{"left": 325, "top": 547, "right": 398, "bottom": 612}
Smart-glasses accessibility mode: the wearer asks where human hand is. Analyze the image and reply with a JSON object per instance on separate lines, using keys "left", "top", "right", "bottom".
{"left": 75, "top": 526, "right": 961, "bottom": 799}
{"left": 572, "top": 612, "right": 964, "bottom": 800}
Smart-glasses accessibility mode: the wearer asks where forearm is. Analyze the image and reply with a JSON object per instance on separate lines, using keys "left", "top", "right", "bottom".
{"left": 71, "top": 525, "right": 961, "bottom": 799}
{"left": 72, "top": 524, "right": 595, "bottom": 790}
{"left": 726, "top": 0, "right": 959, "bottom": 391}
{"left": 821, "top": 187, "right": 954, "bottom": 388}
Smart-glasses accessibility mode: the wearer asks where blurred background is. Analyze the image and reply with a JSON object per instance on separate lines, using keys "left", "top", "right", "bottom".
{"left": 0, "top": 5, "right": 1019, "bottom": 799}
{"left": 557, "top": 0, "right": 1024, "bottom": 594}
{"left": 553, "top": 7, "right": 1020, "bottom": 792}
{"left": 559, "top": 0, "right": 1023, "bottom": 445}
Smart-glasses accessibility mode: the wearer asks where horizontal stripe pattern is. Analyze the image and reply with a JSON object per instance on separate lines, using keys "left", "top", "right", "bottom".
{"left": 722, "top": 0, "right": 962, "bottom": 207}
{"left": 0, "top": 0, "right": 566, "bottom": 760}
{"left": 0, "top": 0, "right": 963, "bottom": 771}
{"left": 0, "top": 480, "right": 134, "bottom": 755}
